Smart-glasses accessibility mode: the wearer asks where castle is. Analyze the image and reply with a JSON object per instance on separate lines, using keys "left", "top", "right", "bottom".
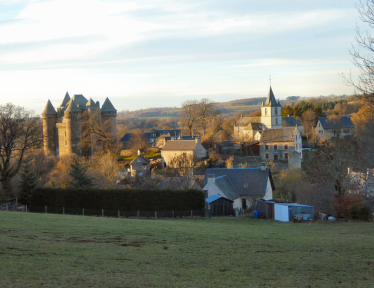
{"left": 42, "top": 92, "right": 117, "bottom": 157}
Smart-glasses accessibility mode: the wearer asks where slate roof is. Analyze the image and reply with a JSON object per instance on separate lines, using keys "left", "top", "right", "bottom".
{"left": 204, "top": 168, "right": 275, "bottom": 199}
{"left": 205, "top": 194, "right": 234, "bottom": 204}
{"left": 130, "top": 155, "right": 150, "bottom": 165}
{"left": 263, "top": 86, "right": 281, "bottom": 107}
{"left": 318, "top": 116, "right": 354, "bottom": 129}
{"left": 85, "top": 98, "right": 99, "bottom": 110}
{"left": 71, "top": 94, "right": 88, "bottom": 106}
{"left": 259, "top": 127, "right": 297, "bottom": 143}
{"left": 42, "top": 100, "right": 57, "bottom": 115}
{"left": 101, "top": 97, "right": 117, "bottom": 112}
{"left": 236, "top": 117, "right": 261, "bottom": 126}
{"left": 60, "top": 92, "right": 71, "bottom": 107}
{"left": 156, "top": 129, "right": 181, "bottom": 137}
{"left": 64, "top": 99, "right": 81, "bottom": 112}
{"left": 282, "top": 117, "right": 302, "bottom": 127}
{"left": 215, "top": 175, "right": 240, "bottom": 200}
{"left": 162, "top": 140, "right": 199, "bottom": 151}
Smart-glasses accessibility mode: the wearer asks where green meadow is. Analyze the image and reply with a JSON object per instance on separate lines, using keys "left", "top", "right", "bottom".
{"left": 0, "top": 212, "right": 373, "bottom": 287}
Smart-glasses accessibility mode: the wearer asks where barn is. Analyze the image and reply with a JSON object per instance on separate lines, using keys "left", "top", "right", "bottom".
{"left": 206, "top": 194, "right": 234, "bottom": 216}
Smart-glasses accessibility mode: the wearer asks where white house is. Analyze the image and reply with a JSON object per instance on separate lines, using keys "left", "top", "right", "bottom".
{"left": 202, "top": 164, "right": 275, "bottom": 210}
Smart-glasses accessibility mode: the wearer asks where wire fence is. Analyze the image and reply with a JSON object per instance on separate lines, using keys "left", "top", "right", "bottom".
{"left": 22, "top": 205, "right": 206, "bottom": 219}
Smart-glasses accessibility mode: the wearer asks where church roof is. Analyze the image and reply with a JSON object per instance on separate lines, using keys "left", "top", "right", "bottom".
{"left": 263, "top": 86, "right": 281, "bottom": 107}
{"left": 101, "top": 97, "right": 117, "bottom": 112}
{"left": 84, "top": 98, "right": 99, "bottom": 110}
{"left": 60, "top": 92, "right": 71, "bottom": 107}
{"left": 71, "top": 94, "right": 88, "bottom": 107}
{"left": 235, "top": 116, "right": 261, "bottom": 126}
{"left": 42, "top": 100, "right": 57, "bottom": 115}
{"left": 64, "top": 99, "right": 81, "bottom": 112}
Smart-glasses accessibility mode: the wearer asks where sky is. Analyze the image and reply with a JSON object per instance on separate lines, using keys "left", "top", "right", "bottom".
{"left": 0, "top": 0, "right": 366, "bottom": 113}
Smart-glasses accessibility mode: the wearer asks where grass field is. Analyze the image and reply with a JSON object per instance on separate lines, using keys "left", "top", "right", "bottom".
{"left": 1, "top": 212, "right": 373, "bottom": 288}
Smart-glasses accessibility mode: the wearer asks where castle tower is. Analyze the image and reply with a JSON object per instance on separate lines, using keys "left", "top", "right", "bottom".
{"left": 82, "top": 98, "right": 100, "bottom": 156}
{"left": 63, "top": 99, "right": 82, "bottom": 155}
{"left": 42, "top": 100, "right": 57, "bottom": 156}
{"left": 101, "top": 97, "right": 117, "bottom": 146}
{"left": 261, "top": 86, "right": 282, "bottom": 129}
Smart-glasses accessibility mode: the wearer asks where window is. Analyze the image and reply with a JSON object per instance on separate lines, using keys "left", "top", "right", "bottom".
{"left": 65, "top": 131, "right": 66, "bottom": 137}
{"left": 275, "top": 107, "right": 277, "bottom": 115}
{"left": 65, "top": 141, "right": 67, "bottom": 145}
{"left": 284, "top": 144, "right": 288, "bottom": 150}
{"left": 265, "top": 144, "right": 269, "bottom": 150}
{"left": 319, "top": 130, "right": 323, "bottom": 135}
{"left": 274, "top": 153, "right": 279, "bottom": 161}
{"left": 274, "top": 144, "right": 278, "bottom": 150}
{"left": 137, "top": 158, "right": 141, "bottom": 163}
{"left": 265, "top": 153, "right": 269, "bottom": 159}
{"left": 265, "top": 108, "right": 267, "bottom": 116}
{"left": 343, "top": 129, "right": 350, "bottom": 133}
{"left": 285, "top": 152, "right": 289, "bottom": 159}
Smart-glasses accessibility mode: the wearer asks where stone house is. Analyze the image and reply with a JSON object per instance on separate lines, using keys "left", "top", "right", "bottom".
{"left": 256, "top": 126, "right": 302, "bottom": 161}
{"left": 161, "top": 138, "right": 207, "bottom": 168}
{"left": 130, "top": 152, "right": 150, "bottom": 177}
{"left": 202, "top": 164, "right": 275, "bottom": 210}
{"left": 315, "top": 116, "right": 354, "bottom": 140}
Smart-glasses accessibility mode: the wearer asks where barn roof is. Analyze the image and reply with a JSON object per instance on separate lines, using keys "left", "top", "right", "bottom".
{"left": 204, "top": 168, "right": 275, "bottom": 200}
{"left": 318, "top": 116, "right": 354, "bottom": 129}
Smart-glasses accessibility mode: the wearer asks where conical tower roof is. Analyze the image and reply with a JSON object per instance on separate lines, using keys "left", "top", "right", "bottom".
{"left": 101, "top": 97, "right": 117, "bottom": 112}
{"left": 64, "top": 99, "right": 81, "bottom": 112}
{"left": 84, "top": 98, "right": 99, "bottom": 110}
{"left": 60, "top": 92, "right": 71, "bottom": 107}
{"left": 42, "top": 100, "right": 57, "bottom": 115}
{"left": 263, "top": 86, "right": 281, "bottom": 106}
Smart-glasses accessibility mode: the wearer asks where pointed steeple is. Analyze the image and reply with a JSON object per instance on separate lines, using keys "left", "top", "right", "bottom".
{"left": 264, "top": 86, "right": 280, "bottom": 106}
{"left": 42, "top": 100, "right": 57, "bottom": 115}
{"left": 64, "top": 99, "right": 81, "bottom": 112}
{"left": 85, "top": 98, "right": 99, "bottom": 110}
{"left": 101, "top": 97, "right": 117, "bottom": 112}
{"left": 60, "top": 92, "right": 71, "bottom": 107}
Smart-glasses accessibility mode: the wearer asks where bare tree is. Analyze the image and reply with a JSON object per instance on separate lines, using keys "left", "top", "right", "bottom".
{"left": 197, "top": 98, "right": 220, "bottom": 136}
{"left": 128, "top": 129, "right": 148, "bottom": 155}
{"left": 180, "top": 100, "right": 199, "bottom": 135}
{"left": 0, "top": 104, "right": 43, "bottom": 196}
{"left": 301, "top": 109, "right": 318, "bottom": 141}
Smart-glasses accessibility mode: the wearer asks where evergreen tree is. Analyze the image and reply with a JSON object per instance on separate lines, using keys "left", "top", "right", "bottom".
{"left": 68, "top": 161, "right": 95, "bottom": 188}
{"left": 18, "top": 163, "right": 37, "bottom": 205}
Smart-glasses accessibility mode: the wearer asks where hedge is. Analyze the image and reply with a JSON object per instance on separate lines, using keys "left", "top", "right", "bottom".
{"left": 29, "top": 188, "right": 205, "bottom": 211}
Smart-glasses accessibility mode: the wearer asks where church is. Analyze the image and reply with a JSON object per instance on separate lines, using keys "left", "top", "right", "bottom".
{"left": 42, "top": 92, "right": 117, "bottom": 157}
{"left": 233, "top": 86, "right": 303, "bottom": 140}
{"left": 234, "top": 87, "right": 303, "bottom": 161}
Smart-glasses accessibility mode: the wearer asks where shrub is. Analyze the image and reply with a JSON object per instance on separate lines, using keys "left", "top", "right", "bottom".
{"left": 30, "top": 188, "right": 205, "bottom": 211}
{"left": 349, "top": 204, "right": 372, "bottom": 221}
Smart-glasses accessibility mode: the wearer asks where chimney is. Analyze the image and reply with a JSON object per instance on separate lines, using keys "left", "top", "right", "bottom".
{"left": 260, "top": 162, "right": 267, "bottom": 171}
{"left": 96, "top": 101, "right": 100, "bottom": 108}
{"left": 207, "top": 174, "right": 215, "bottom": 183}
{"left": 195, "top": 138, "right": 201, "bottom": 144}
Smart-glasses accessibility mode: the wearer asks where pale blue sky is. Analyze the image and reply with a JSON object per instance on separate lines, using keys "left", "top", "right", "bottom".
{"left": 0, "top": 0, "right": 364, "bottom": 113}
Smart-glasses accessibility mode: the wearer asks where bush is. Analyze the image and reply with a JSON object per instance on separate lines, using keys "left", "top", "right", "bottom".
{"left": 348, "top": 204, "right": 372, "bottom": 221}
{"left": 30, "top": 188, "right": 205, "bottom": 211}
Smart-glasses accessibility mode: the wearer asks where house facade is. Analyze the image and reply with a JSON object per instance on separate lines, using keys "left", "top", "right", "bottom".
{"left": 161, "top": 138, "right": 207, "bottom": 168}
{"left": 315, "top": 116, "right": 354, "bottom": 140}
{"left": 202, "top": 165, "right": 275, "bottom": 210}
{"left": 256, "top": 126, "right": 302, "bottom": 161}
{"left": 130, "top": 153, "right": 150, "bottom": 177}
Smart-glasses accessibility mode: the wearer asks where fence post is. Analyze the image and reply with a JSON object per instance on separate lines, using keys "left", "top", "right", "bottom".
{"left": 172, "top": 210, "right": 174, "bottom": 219}
{"left": 102, "top": 209, "right": 104, "bottom": 217}
{"left": 137, "top": 210, "right": 139, "bottom": 219}
{"left": 45, "top": 206, "right": 47, "bottom": 214}
{"left": 25, "top": 205, "right": 27, "bottom": 213}
{"left": 83, "top": 208, "right": 84, "bottom": 216}
{"left": 191, "top": 210, "right": 193, "bottom": 219}
{"left": 63, "top": 207, "right": 65, "bottom": 215}
{"left": 118, "top": 211, "right": 120, "bottom": 219}
{"left": 155, "top": 211, "right": 157, "bottom": 219}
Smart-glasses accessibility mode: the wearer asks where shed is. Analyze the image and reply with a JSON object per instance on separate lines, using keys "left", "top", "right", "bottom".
{"left": 205, "top": 194, "right": 234, "bottom": 216}
{"left": 274, "top": 203, "right": 314, "bottom": 222}
{"left": 256, "top": 199, "right": 276, "bottom": 219}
